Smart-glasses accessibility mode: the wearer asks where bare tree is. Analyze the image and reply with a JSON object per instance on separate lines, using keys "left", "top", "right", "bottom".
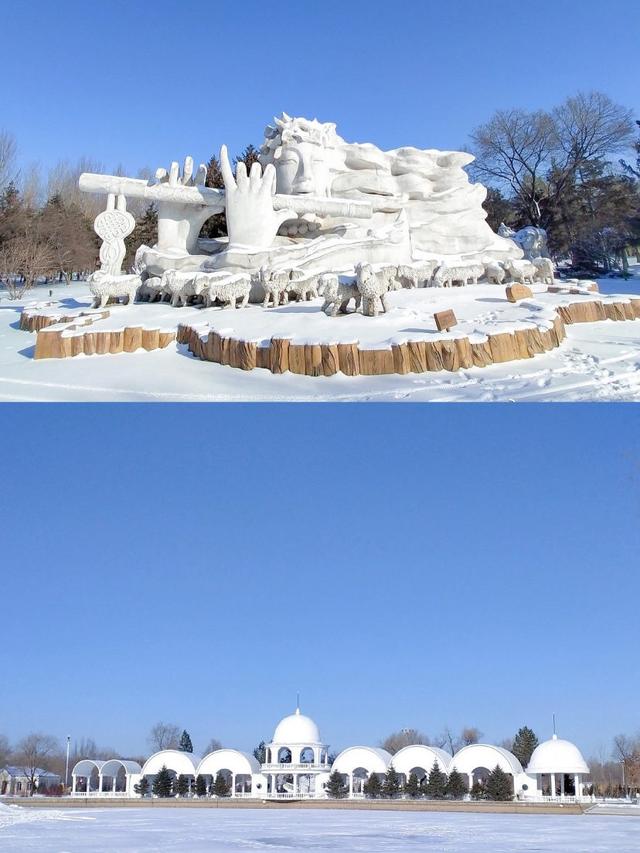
{"left": 204, "top": 738, "right": 223, "bottom": 755}
{"left": 380, "top": 728, "right": 430, "bottom": 755}
{"left": 148, "top": 722, "right": 181, "bottom": 752}
{"left": 14, "top": 733, "right": 59, "bottom": 795}
{"left": 0, "top": 233, "right": 55, "bottom": 299}
{"left": 0, "top": 130, "right": 17, "bottom": 191}
{"left": 0, "top": 733, "right": 10, "bottom": 766}
{"left": 460, "top": 727, "right": 483, "bottom": 746}
{"left": 613, "top": 734, "right": 640, "bottom": 793}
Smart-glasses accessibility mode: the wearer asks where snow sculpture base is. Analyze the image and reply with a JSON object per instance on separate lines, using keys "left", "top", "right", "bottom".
{"left": 20, "top": 281, "right": 640, "bottom": 376}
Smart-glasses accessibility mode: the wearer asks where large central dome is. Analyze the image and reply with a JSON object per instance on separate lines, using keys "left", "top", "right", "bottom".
{"left": 272, "top": 708, "right": 321, "bottom": 744}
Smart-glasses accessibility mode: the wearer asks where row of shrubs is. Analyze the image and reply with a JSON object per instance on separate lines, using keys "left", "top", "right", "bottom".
{"left": 326, "top": 761, "right": 514, "bottom": 802}
{"left": 135, "top": 767, "right": 233, "bottom": 798}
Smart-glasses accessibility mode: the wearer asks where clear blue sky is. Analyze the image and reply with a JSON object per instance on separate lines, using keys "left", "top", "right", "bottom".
{"left": 1, "top": 404, "right": 638, "bottom": 761}
{"left": 2, "top": 0, "right": 639, "bottom": 178}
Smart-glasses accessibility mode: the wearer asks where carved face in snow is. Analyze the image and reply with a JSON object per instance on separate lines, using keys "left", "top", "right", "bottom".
{"left": 274, "top": 140, "right": 331, "bottom": 197}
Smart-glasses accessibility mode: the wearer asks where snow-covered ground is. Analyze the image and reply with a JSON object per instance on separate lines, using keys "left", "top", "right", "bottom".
{"left": 1, "top": 804, "right": 639, "bottom": 852}
{"left": 0, "top": 272, "right": 639, "bottom": 402}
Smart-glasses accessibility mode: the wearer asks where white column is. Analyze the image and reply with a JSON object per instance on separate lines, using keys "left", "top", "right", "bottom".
{"left": 112, "top": 777, "right": 116, "bottom": 793}
{"left": 550, "top": 774, "right": 556, "bottom": 797}
{"left": 231, "top": 774, "right": 236, "bottom": 797}
{"left": 560, "top": 774, "right": 565, "bottom": 798}
{"left": 293, "top": 774, "right": 298, "bottom": 795}
{"left": 72, "top": 775, "right": 77, "bottom": 794}
{"left": 574, "top": 775, "right": 580, "bottom": 798}
{"left": 468, "top": 773, "right": 473, "bottom": 790}
{"left": 349, "top": 774, "right": 353, "bottom": 798}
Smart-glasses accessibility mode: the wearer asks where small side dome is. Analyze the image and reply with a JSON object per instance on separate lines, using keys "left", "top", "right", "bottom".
{"left": 272, "top": 708, "right": 321, "bottom": 744}
{"left": 526, "top": 735, "right": 589, "bottom": 775}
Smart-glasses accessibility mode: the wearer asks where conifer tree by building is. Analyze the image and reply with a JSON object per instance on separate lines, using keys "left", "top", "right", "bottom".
{"left": 363, "top": 773, "right": 382, "bottom": 799}
{"left": 403, "top": 772, "right": 422, "bottom": 798}
{"left": 325, "top": 770, "right": 348, "bottom": 799}
{"left": 425, "top": 761, "right": 448, "bottom": 799}
{"left": 382, "top": 765, "right": 402, "bottom": 798}
{"left": 152, "top": 766, "right": 174, "bottom": 798}
{"left": 485, "top": 765, "right": 514, "bottom": 801}
{"left": 212, "top": 771, "right": 231, "bottom": 797}
{"left": 512, "top": 727, "right": 539, "bottom": 769}
{"left": 179, "top": 730, "right": 193, "bottom": 753}
{"left": 445, "top": 768, "right": 468, "bottom": 800}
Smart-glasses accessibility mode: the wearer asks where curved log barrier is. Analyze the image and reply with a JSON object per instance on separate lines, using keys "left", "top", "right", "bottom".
{"left": 21, "top": 308, "right": 109, "bottom": 333}
{"left": 33, "top": 316, "right": 176, "bottom": 359}
{"left": 176, "top": 296, "right": 640, "bottom": 377}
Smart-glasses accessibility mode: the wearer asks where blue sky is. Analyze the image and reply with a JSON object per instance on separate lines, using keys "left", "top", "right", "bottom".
{"left": 2, "top": 0, "right": 639, "bottom": 179}
{"left": 1, "top": 404, "right": 638, "bottom": 760}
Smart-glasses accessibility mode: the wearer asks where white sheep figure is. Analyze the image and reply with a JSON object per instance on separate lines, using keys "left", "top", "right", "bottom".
{"left": 160, "top": 269, "right": 204, "bottom": 307}
{"left": 397, "top": 262, "right": 436, "bottom": 289}
{"left": 88, "top": 271, "right": 141, "bottom": 308}
{"left": 504, "top": 258, "right": 537, "bottom": 285}
{"left": 137, "top": 276, "right": 164, "bottom": 302}
{"left": 207, "top": 273, "right": 252, "bottom": 309}
{"left": 431, "top": 263, "right": 484, "bottom": 288}
{"left": 259, "top": 267, "right": 290, "bottom": 308}
{"left": 194, "top": 271, "right": 236, "bottom": 308}
{"left": 321, "top": 274, "right": 361, "bottom": 316}
{"left": 356, "top": 262, "right": 391, "bottom": 317}
{"left": 374, "top": 264, "right": 401, "bottom": 291}
{"left": 483, "top": 262, "right": 506, "bottom": 285}
{"left": 532, "top": 257, "right": 555, "bottom": 285}
{"left": 287, "top": 268, "right": 319, "bottom": 302}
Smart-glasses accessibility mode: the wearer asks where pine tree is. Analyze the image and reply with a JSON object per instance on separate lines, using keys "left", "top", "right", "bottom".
{"left": 403, "top": 772, "right": 421, "bottom": 799}
{"left": 446, "top": 769, "right": 468, "bottom": 800}
{"left": 152, "top": 766, "right": 174, "bottom": 798}
{"left": 425, "top": 761, "right": 447, "bottom": 799}
{"left": 382, "top": 765, "right": 402, "bottom": 798}
{"left": 325, "top": 770, "right": 348, "bottom": 799}
{"left": 176, "top": 774, "right": 190, "bottom": 796}
{"left": 363, "top": 773, "right": 382, "bottom": 799}
{"left": 179, "top": 730, "right": 193, "bottom": 753}
{"left": 134, "top": 776, "right": 149, "bottom": 797}
{"left": 470, "top": 780, "right": 486, "bottom": 800}
{"left": 253, "top": 741, "right": 266, "bottom": 764}
{"left": 511, "top": 727, "right": 539, "bottom": 769}
{"left": 195, "top": 775, "right": 208, "bottom": 797}
{"left": 485, "top": 766, "right": 513, "bottom": 801}
{"left": 212, "top": 771, "right": 231, "bottom": 797}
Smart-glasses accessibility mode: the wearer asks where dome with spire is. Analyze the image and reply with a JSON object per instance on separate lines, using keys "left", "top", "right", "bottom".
{"left": 526, "top": 735, "right": 589, "bottom": 775}
{"left": 271, "top": 708, "right": 321, "bottom": 745}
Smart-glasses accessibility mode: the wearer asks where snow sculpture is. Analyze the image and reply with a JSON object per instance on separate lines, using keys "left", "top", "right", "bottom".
{"left": 513, "top": 226, "right": 549, "bottom": 261}
{"left": 504, "top": 259, "right": 537, "bottom": 285}
{"left": 483, "top": 261, "right": 506, "bottom": 284}
{"left": 321, "top": 275, "right": 361, "bottom": 316}
{"left": 532, "top": 257, "right": 555, "bottom": 284}
{"left": 396, "top": 262, "right": 436, "bottom": 289}
{"left": 356, "top": 263, "right": 391, "bottom": 317}
{"left": 88, "top": 271, "right": 140, "bottom": 307}
{"left": 79, "top": 114, "right": 522, "bottom": 288}
{"left": 137, "top": 276, "right": 164, "bottom": 302}
{"left": 259, "top": 268, "right": 290, "bottom": 308}
{"left": 432, "top": 262, "right": 484, "bottom": 288}
{"left": 207, "top": 273, "right": 252, "bottom": 309}
{"left": 286, "top": 269, "right": 319, "bottom": 302}
{"left": 160, "top": 270, "right": 203, "bottom": 307}
{"left": 93, "top": 194, "right": 135, "bottom": 276}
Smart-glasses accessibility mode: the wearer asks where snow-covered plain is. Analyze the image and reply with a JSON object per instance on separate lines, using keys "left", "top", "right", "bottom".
{"left": 1, "top": 804, "right": 639, "bottom": 852}
{"left": 1, "top": 273, "right": 639, "bottom": 402}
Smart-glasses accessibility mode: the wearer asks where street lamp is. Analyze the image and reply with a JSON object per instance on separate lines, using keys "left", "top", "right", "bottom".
{"left": 65, "top": 736, "right": 71, "bottom": 793}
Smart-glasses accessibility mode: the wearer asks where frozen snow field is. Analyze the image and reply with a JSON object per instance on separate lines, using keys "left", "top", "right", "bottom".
{"left": 1, "top": 805, "right": 639, "bottom": 852}
{"left": 1, "top": 273, "right": 639, "bottom": 402}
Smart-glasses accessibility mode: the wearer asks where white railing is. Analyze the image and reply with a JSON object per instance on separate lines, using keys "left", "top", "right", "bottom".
{"left": 71, "top": 791, "right": 127, "bottom": 798}
{"left": 262, "top": 763, "right": 330, "bottom": 771}
{"left": 265, "top": 792, "right": 317, "bottom": 800}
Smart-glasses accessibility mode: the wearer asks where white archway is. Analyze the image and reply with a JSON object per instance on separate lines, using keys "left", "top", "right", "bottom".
{"left": 331, "top": 747, "right": 392, "bottom": 798}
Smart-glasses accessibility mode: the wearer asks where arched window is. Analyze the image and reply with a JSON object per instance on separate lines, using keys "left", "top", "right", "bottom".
{"left": 409, "top": 766, "right": 428, "bottom": 783}
{"left": 300, "top": 747, "right": 314, "bottom": 764}
{"left": 277, "top": 747, "right": 292, "bottom": 764}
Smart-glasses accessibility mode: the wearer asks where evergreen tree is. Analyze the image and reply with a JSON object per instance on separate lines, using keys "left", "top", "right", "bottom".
{"left": 470, "top": 780, "right": 486, "bottom": 800}
{"left": 485, "top": 766, "right": 514, "bottom": 801}
{"left": 425, "top": 761, "right": 447, "bottom": 799}
{"left": 325, "top": 770, "right": 348, "bottom": 799}
{"left": 152, "top": 766, "right": 174, "bottom": 798}
{"left": 212, "top": 771, "right": 231, "bottom": 797}
{"left": 179, "top": 730, "right": 193, "bottom": 753}
{"left": 511, "top": 727, "right": 539, "bottom": 769}
{"left": 176, "top": 774, "right": 190, "bottom": 796}
{"left": 195, "top": 775, "right": 208, "bottom": 797}
{"left": 125, "top": 204, "right": 158, "bottom": 268}
{"left": 403, "top": 772, "right": 421, "bottom": 799}
{"left": 363, "top": 773, "right": 382, "bottom": 799}
{"left": 253, "top": 741, "right": 266, "bottom": 764}
{"left": 382, "top": 765, "right": 402, "bottom": 798}
{"left": 134, "top": 776, "right": 150, "bottom": 797}
{"left": 445, "top": 769, "right": 468, "bottom": 800}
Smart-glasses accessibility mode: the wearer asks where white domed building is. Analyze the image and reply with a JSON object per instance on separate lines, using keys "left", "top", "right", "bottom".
{"left": 526, "top": 734, "right": 590, "bottom": 800}
{"left": 262, "top": 707, "right": 331, "bottom": 798}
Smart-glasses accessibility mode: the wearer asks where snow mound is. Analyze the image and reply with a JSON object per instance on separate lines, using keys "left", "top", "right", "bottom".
{"left": 0, "top": 801, "right": 92, "bottom": 829}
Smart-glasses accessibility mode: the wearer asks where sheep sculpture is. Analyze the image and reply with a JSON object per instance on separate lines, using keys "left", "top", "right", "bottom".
{"left": 259, "top": 267, "right": 290, "bottom": 308}
{"left": 504, "top": 259, "right": 537, "bottom": 285}
{"left": 287, "top": 268, "right": 319, "bottom": 302}
{"left": 160, "top": 269, "right": 205, "bottom": 307}
{"left": 483, "top": 262, "right": 506, "bottom": 285}
{"left": 321, "top": 274, "right": 361, "bottom": 316}
{"left": 356, "top": 262, "right": 391, "bottom": 316}
{"left": 88, "top": 271, "right": 141, "bottom": 308}
{"left": 207, "top": 273, "right": 252, "bottom": 309}
{"left": 136, "top": 276, "right": 164, "bottom": 302}
{"left": 532, "top": 257, "right": 555, "bottom": 285}
{"left": 431, "top": 263, "right": 484, "bottom": 288}
{"left": 396, "top": 262, "right": 436, "bottom": 289}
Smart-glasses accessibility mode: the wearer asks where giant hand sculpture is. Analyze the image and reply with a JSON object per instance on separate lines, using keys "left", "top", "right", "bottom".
{"left": 220, "top": 145, "right": 296, "bottom": 251}
{"left": 153, "top": 156, "right": 215, "bottom": 254}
